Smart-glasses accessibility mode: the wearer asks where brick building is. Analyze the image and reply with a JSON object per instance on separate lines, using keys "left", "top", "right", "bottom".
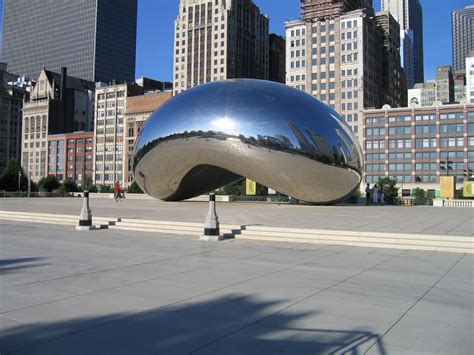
{"left": 47, "top": 131, "right": 94, "bottom": 185}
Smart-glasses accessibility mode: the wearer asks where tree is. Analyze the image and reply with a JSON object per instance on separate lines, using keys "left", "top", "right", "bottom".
{"left": 377, "top": 177, "right": 399, "bottom": 205}
{"left": 82, "top": 177, "right": 98, "bottom": 193}
{"left": 99, "top": 185, "right": 113, "bottom": 193}
{"left": 38, "top": 175, "right": 60, "bottom": 192}
{"left": 127, "top": 180, "right": 143, "bottom": 193}
{"left": 0, "top": 158, "right": 28, "bottom": 191}
{"left": 413, "top": 188, "right": 427, "bottom": 205}
{"left": 61, "top": 178, "right": 79, "bottom": 193}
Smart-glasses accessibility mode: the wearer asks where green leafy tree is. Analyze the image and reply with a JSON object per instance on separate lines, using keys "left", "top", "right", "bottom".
{"left": 216, "top": 180, "right": 245, "bottom": 195}
{"left": 61, "top": 178, "right": 79, "bottom": 193}
{"left": 0, "top": 158, "right": 29, "bottom": 191}
{"left": 99, "top": 185, "right": 113, "bottom": 193}
{"left": 82, "top": 177, "right": 98, "bottom": 193}
{"left": 127, "top": 180, "right": 143, "bottom": 193}
{"left": 38, "top": 175, "right": 60, "bottom": 192}
{"left": 377, "top": 177, "right": 399, "bottom": 205}
{"left": 413, "top": 188, "right": 427, "bottom": 205}
{"left": 346, "top": 189, "right": 362, "bottom": 204}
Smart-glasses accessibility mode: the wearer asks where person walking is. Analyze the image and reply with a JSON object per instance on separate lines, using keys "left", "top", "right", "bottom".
{"left": 379, "top": 184, "right": 385, "bottom": 206}
{"left": 372, "top": 184, "right": 379, "bottom": 205}
{"left": 365, "top": 183, "right": 371, "bottom": 205}
{"left": 114, "top": 181, "right": 120, "bottom": 202}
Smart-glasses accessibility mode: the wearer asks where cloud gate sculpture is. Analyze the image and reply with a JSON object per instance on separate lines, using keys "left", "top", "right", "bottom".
{"left": 133, "top": 79, "right": 363, "bottom": 204}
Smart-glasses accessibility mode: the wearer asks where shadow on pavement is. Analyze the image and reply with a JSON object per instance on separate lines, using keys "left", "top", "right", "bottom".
{"left": 0, "top": 257, "right": 46, "bottom": 274}
{"left": 0, "top": 294, "right": 386, "bottom": 354}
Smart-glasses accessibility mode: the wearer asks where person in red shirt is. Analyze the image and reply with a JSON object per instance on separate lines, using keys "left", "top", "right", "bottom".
{"left": 114, "top": 181, "right": 120, "bottom": 202}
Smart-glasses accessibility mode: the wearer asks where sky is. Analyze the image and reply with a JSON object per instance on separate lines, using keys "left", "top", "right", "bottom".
{"left": 135, "top": 0, "right": 473, "bottom": 83}
{"left": 1, "top": 0, "right": 473, "bottom": 83}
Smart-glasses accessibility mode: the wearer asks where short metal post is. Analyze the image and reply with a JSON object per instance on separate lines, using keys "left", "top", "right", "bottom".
{"left": 79, "top": 191, "right": 92, "bottom": 226}
{"left": 200, "top": 192, "right": 222, "bottom": 241}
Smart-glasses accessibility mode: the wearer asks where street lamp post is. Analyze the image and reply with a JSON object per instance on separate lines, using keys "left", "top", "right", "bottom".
{"left": 440, "top": 160, "right": 453, "bottom": 176}
{"left": 18, "top": 171, "right": 22, "bottom": 192}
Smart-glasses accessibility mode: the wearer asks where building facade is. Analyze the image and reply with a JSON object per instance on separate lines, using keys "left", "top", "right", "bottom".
{"left": 0, "top": 63, "right": 28, "bottom": 175}
{"left": 363, "top": 103, "right": 474, "bottom": 191}
{"left": 381, "top": 0, "right": 424, "bottom": 86}
{"left": 21, "top": 68, "right": 94, "bottom": 182}
{"left": 374, "top": 11, "right": 407, "bottom": 108}
{"left": 467, "top": 54, "right": 474, "bottom": 104}
{"left": 47, "top": 132, "right": 94, "bottom": 185}
{"left": 454, "top": 70, "right": 466, "bottom": 103}
{"left": 172, "top": 0, "right": 269, "bottom": 95}
{"left": 269, "top": 34, "right": 286, "bottom": 84}
{"left": 124, "top": 92, "right": 172, "bottom": 184}
{"left": 285, "top": 2, "right": 405, "bottom": 137}
{"left": 407, "top": 82, "right": 436, "bottom": 107}
{"left": 435, "top": 65, "right": 454, "bottom": 104}
{"left": 452, "top": 5, "right": 474, "bottom": 72}
{"left": 1, "top": 0, "right": 137, "bottom": 83}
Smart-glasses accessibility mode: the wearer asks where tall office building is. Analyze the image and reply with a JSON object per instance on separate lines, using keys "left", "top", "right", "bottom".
{"left": 21, "top": 68, "right": 95, "bottom": 182}
{"left": 286, "top": 1, "right": 406, "bottom": 136}
{"left": 1, "top": 0, "right": 137, "bottom": 83}
{"left": 454, "top": 70, "right": 466, "bottom": 103}
{"left": 467, "top": 52, "right": 474, "bottom": 104}
{"left": 435, "top": 65, "right": 454, "bottom": 104}
{"left": 300, "top": 0, "right": 373, "bottom": 20}
{"left": 408, "top": 82, "right": 436, "bottom": 107}
{"left": 0, "top": 63, "right": 29, "bottom": 175}
{"left": 452, "top": 5, "right": 474, "bottom": 72}
{"left": 381, "top": 0, "right": 424, "bottom": 87}
{"left": 173, "top": 0, "right": 269, "bottom": 95}
{"left": 269, "top": 34, "right": 286, "bottom": 84}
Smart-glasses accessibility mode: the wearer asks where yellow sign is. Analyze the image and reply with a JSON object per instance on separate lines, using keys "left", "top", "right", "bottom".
{"left": 439, "top": 176, "right": 455, "bottom": 198}
{"left": 245, "top": 178, "right": 256, "bottom": 195}
{"left": 463, "top": 181, "right": 474, "bottom": 197}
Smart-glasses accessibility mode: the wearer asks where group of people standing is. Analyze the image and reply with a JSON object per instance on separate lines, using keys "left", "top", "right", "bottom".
{"left": 365, "top": 183, "right": 385, "bottom": 206}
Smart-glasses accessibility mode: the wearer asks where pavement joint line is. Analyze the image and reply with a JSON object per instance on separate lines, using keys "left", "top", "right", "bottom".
{"left": 362, "top": 252, "right": 467, "bottom": 355}
{"left": 1, "top": 235, "right": 312, "bottom": 314}
{"left": 2, "top": 243, "right": 332, "bottom": 354}
{"left": 188, "top": 253, "right": 402, "bottom": 354}
{"left": 4, "top": 239, "right": 250, "bottom": 288}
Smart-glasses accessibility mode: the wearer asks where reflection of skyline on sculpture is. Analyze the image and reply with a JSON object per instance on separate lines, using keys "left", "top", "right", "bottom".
{"left": 134, "top": 79, "right": 363, "bottom": 204}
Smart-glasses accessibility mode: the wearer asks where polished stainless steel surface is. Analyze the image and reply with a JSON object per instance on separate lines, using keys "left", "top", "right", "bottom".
{"left": 133, "top": 79, "right": 363, "bottom": 204}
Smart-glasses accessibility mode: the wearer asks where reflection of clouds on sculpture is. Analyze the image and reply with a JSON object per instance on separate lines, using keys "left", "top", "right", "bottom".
{"left": 133, "top": 79, "right": 363, "bottom": 204}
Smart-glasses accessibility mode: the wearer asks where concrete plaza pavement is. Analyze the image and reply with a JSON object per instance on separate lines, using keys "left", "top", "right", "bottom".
{"left": 0, "top": 218, "right": 472, "bottom": 354}
{"left": 0, "top": 197, "right": 473, "bottom": 236}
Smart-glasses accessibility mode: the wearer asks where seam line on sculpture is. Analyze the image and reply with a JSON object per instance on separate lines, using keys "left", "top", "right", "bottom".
{"left": 363, "top": 253, "right": 466, "bottom": 355}
{"left": 188, "top": 253, "right": 400, "bottom": 354}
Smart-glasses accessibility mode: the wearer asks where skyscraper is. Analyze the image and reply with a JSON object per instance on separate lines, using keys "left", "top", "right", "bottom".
{"left": 286, "top": 1, "right": 406, "bottom": 136}
{"left": 1, "top": 0, "right": 137, "bottom": 83}
{"left": 173, "top": 0, "right": 269, "bottom": 95}
{"left": 452, "top": 5, "right": 474, "bottom": 72}
{"left": 381, "top": 0, "right": 424, "bottom": 86}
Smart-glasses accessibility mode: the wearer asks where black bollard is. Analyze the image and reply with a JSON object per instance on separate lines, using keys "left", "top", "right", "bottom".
{"left": 200, "top": 192, "right": 222, "bottom": 241}
{"left": 79, "top": 191, "right": 92, "bottom": 227}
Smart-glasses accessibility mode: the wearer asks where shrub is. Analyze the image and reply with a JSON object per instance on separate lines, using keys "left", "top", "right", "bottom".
{"left": 99, "top": 185, "right": 113, "bottom": 193}
{"left": 413, "top": 188, "right": 427, "bottom": 205}
{"left": 61, "top": 178, "right": 79, "bottom": 193}
{"left": 38, "top": 175, "right": 60, "bottom": 192}
{"left": 0, "top": 158, "right": 29, "bottom": 191}
{"left": 127, "top": 180, "right": 143, "bottom": 193}
{"left": 377, "top": 177, "right": 399, "bottom": 205}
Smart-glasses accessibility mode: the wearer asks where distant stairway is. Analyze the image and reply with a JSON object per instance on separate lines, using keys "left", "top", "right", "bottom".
{"left": 0, "top": 211, "right": 472, "bottom": 253}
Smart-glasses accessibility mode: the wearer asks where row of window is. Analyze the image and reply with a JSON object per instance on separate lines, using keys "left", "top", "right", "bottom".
{"left": 366, "top": 112, "right": 474, "bottom": 125}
